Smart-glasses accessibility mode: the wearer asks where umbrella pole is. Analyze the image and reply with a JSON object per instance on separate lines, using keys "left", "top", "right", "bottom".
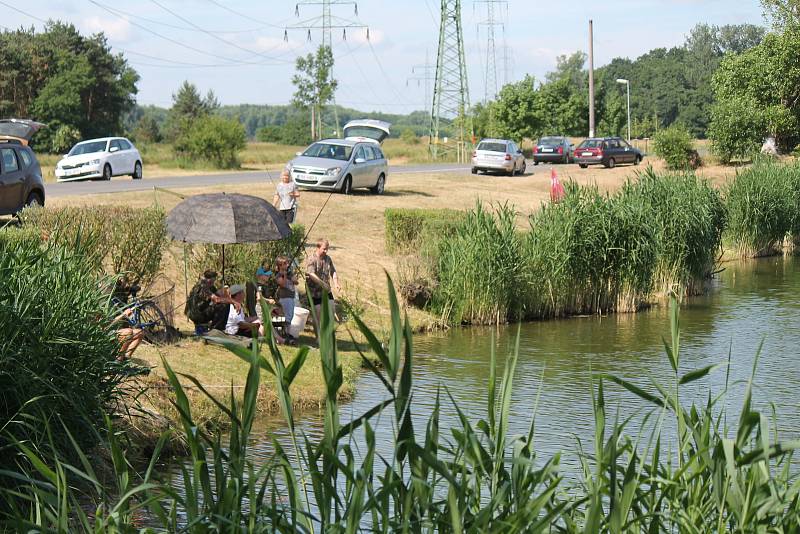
{"left": 222, "top": 244, "right": 226, "bottom": 286}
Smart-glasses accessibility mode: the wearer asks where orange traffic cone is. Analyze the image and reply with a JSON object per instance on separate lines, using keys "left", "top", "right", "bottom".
{"left": 550, "top": 168, "right": 565, "bottom": 203}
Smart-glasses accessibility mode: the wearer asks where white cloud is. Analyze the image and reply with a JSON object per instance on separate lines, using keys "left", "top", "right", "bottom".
{"left": 82, "top": 16, "right": 131, "bottom": 41}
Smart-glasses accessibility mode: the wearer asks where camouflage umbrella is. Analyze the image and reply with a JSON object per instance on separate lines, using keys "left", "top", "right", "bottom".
{"left": 166, "top": 192, "right": 291, "bottom": 281}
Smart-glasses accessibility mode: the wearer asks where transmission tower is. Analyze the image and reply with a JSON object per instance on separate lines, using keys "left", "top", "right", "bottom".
{"left": 429, "top": 0, "right": 472, "bottom": 161}
{"left": 407, "top": 49, "right": 435, "bottom": 120}
{"left": 475, "top": 0, "right": 505, "bottom": 102}
{"left": 285, "top": 0, "right": 368, "bottom": 138}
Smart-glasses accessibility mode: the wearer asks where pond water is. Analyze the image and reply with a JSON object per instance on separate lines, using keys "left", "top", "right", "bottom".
{"left": 251, "top": 255, "right": 800, "bottom": 472}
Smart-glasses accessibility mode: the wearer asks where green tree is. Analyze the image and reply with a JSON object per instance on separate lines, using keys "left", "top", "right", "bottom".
{"left": 492, "top": 75, "right": 546, "bottom": 140}
{"left": 761, "top": 0, "right": 800, "bottom": 30}
{"left": 132, "top": 115, "right": 162, "bottom": 143}
{"left": 174, "top": 115, "right": 246, "bottom": 169}
{"left": 292, "top": 45, "right": 337, "bottom": 140}
{"left": 166, "top": 81, "right": 219, "bottom": 140}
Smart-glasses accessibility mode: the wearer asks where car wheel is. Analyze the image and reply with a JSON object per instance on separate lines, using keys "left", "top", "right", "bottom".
{"left": 579, "top": 163, "right": 588, "bottom": 169}
{"left": 19, "top": 191, "right": 43, "bottom": 215}
{"left": 533, "top": 161, "right": 539, "bottom": 166}
{"left": 563, "top": 154, "right": 569, "bottom": 164}
{"left": 132, "top": 161, "right": 142, "bottom": 179}
{"left": 606, "top": 158, "right": 616, "bottom": 169}
{"left": 102, "top": 163, "right": 112, "bottom": 181}
{"left": 519, "top": 161, "right": 527, "bottom": 175}
{"left": 634, "top": 155, "right": 642, "bottom": 166}
{"left": 371, "top": 173, "right": 386, "bottom": 195}
{"left": 340, "top": 175, "right": 352, "bottom": 195}
{"left": 471, "top": 167, "right": 477, "bottom": 175}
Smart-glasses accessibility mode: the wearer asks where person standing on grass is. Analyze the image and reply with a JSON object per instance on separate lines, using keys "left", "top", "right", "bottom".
{"left": 273, "top": 169, "right": 300, "bottom": 223}
{"left": 305, "top": 238, "right": 341, "bottom": 325}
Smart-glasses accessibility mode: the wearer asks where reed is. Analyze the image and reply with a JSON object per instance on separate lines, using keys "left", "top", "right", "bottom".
{"left": 619, "top": 168, "right": 726, "bottom": 295}
{"left": 723, "top": 160, "right": 799, "bottom": 257}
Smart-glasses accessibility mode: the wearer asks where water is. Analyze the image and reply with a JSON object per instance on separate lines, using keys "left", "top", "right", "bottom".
{"left": 252, "top": 255, "right": 800, "bottom": 471}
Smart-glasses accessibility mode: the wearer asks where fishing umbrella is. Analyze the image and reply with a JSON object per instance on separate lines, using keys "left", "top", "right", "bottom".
{"left": 166, "top": 193, "right": 291, "bottom": 282}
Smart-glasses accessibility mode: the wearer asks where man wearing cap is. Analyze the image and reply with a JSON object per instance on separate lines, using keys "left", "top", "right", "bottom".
{"left": 224, "top": 284, "right": 266, "bottom": 338}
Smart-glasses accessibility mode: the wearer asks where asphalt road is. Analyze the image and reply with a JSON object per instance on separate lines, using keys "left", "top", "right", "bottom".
{"left": 46, "top": 163, "right": 472, "bottom": 199}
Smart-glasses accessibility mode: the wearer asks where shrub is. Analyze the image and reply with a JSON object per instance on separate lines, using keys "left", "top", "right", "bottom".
{"left": 619, "top": 168, "right": 726, "bottom": 294}
{"left": 400, "top": 127, "right": 419, "bottom": 144}
{"left": 50, "top": 124, "right": 81, "bottom": 155}
{"left": 0, "top": 229, "right": 125, "bottom": 474}
{"left": 384, "top": 208, "right": 464, "bottom": 253}
{"left": 708, "top": 96, "right": 766, "bottom": 164}
{"left": 174, "top": 115, "right": 246, "bottom": 169}
{"left": 723, "top": 161, "right": 798, "bottom": 257}
{"left": 652, "top": 125, "right": 697, "bottom": 170}
{"left": 189, "top": 224, "right": 305, "bottom": 285}
{"left": 19, "top": 205, "right": 168, "bottom": 287}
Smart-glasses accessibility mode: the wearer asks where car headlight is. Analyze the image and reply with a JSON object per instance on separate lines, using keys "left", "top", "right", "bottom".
{"left": 90, "top": 159, "right": 101, "bottom": 165}
{"left": 326, "top": 167, "right": 341, "bottom": 177}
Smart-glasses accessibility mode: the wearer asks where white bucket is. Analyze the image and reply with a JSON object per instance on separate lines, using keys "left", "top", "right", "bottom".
{"left": 288, "top": 306, "right": 310, "bottom": 338}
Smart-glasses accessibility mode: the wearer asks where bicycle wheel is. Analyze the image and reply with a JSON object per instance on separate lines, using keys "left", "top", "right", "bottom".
{"left": 137, "top": 300, "right": 170, "bottom": 345}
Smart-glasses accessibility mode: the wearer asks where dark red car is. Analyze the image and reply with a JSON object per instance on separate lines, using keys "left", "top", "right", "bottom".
{"left": 574, "top": 137, "right": 643, "bottom": 169}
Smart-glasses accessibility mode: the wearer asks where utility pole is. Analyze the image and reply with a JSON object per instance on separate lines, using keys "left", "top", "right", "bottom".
{"left": 475, "top": 0, "right": 506, "bottom": 102}
{"left": 588, "top": 19, "right": 595, "bottom": 138}
{"left": 407, "top": 49, "right": 435, "bottom": 120}
{"left": 285, "top": 0, "right": 368, "bottom": 138}
{"left": 430, "top": 0, "right": 472, "bottom": 162}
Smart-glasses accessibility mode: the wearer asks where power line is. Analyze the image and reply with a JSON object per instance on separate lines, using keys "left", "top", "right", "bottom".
{"left": 205, "top": 0, "right": 290, "bottom": 29}
{"left": 367, "top": 39, "right": 414, "bottom": 107}
{"left": 475, "top": 0, "right": 505, "bottom": 101}
{"left": 0, "top": 1, "right": 49, "bottom": 24}
{"left": 407, "top": 49, "right": 435, "bottom": 118}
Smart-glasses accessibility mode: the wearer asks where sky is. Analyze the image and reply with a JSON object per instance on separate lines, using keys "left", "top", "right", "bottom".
{"left": 2, "top": 0, "right": 765, "bottom": 114}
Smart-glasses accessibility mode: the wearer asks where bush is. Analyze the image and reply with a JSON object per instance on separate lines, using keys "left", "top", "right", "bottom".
{"left": 174, "top": 115, "right": 246, "bottom": 169}
{"left": 652, "top": 125, "right": 697, "bottom": 170}
{"left": 708, "top": 96, "right": 767, "bottom": 164}
{"left": 0, "top": 229, "right": 125, "bottom": 473}
{"left": 19, "top": 205, "right": 168, "bottom": 287}
{"left": 400, "top": 127, "right": 419, "bottom": 144}
{"left": 384, "top": 208, "right": 464, "bottom": 253}
{"left": 50, "top": 124, "right": 81, "bottom": 155}
{"left": 189, "top": 224, "right": 305, "bottom": 285}
{"left": 723, "top": 161, "right": 799, "bottom": 257}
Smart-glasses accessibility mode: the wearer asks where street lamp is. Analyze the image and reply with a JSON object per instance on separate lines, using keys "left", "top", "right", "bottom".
{"left": 616, "top": 78, "right": 631, "bottom": 143}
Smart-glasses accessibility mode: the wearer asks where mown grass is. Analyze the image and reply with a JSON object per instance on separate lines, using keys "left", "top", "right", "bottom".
{"left": 3, "top": 280, "right": 799, "bottom": 532}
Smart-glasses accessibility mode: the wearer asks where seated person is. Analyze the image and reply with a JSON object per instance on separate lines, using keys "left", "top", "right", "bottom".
{"left": 211, "top": 284, "right": 287, "bottom": 344}
{"left": 185, "top": 269, "right": 236, "bottom": 334}
{"left": 114, "top": 306, "right": 144, "bottom": 362}
{"left": 275, "top": 255, "right": 299, "bottom": 341}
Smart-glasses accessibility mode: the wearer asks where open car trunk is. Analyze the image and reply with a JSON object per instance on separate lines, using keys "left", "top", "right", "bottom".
{"left": 343, "top": 119, "right": 391, "bottom": 145}
{"left": 0, "top": 119, "right": 45, "bottom": 146}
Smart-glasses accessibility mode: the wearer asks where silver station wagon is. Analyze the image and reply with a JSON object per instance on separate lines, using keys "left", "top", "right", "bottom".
{"left": 287, "top": 119, "right": 390, "bottom": 195}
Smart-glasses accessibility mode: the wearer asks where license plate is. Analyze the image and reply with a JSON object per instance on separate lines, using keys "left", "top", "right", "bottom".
{"left": 541, "top": 148, "right": 553, "bottom": 153}
{"left": 581, "top": 152, "right": 593, "bottom": 157}
{"left": 295, "top": 173, "right": 312, "bottom": 181}
{"left": 65, "top": 168, "right": 80, "bottom": 176}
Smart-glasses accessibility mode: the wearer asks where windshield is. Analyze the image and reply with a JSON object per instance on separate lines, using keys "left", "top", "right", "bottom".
{"left": 302, "top": 143, "right": 353, "bottom": 161}
{"left": 477, "top": 142, "right": 507, "bottom": 152}
{"left": 69, "top": 140, "right": 108, "bottom": 156}
{"left": 578, "top": 139, "right": 603, "bottom": 149}
{"left": 539, "top": 137, "right": 562, "bottom": 145}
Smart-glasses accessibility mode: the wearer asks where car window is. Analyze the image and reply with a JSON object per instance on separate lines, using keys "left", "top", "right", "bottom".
{"left": 1, "top": 148, "right": 19, "bottom": 172}
{"left": 365, "top": 145, "right": 379, "bottom": 160}
{"left": 118, "top": 139, "right": 132, "bottom": 150}
{"left": 539, "top": 137, "right": 562, "bottom": 145}
{"left": 301, "top": 142, "right": 353, "bottom": 161}
{"left": 354, "top": 146, "right": 367, "bottom": 161}
{"left": 110, "top": 139, "right": 122, "bottom": 152}
{"left": 372, "top": 146, "right": 385, "bottom": 160}
{"left": 477, "top": 142, "right": 506, "bottom": 152}
{"left": 620, "top": 140, "right": 632, "bottom": 149}
{"left": 69, "top": 140, "right": 108, "bottom": 156}
{"left": 578, "top": 139, "right": 603, "bottom": 149}
{"left": 19, "top": 149, "right": 32, "bottom": 168}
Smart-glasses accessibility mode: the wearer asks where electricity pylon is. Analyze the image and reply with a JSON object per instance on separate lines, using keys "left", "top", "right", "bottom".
{"left": 475, "top": 0, "right": 506, "bottom": 102}
{"left": 429, "top": 0, "right": 472, "bottom": 161}
{"left": 407, "top": 49, "right": 435, "bottom": 121}
{"left": 285, "top": 0, "right": 368, "bottom": 138}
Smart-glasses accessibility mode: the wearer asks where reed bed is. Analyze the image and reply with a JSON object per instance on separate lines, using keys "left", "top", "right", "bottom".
{"left": 2, "top": 281, "right": 799, "bottom": 532}
{"left": 723, "top": 159, "right": 800, "bottom": 257}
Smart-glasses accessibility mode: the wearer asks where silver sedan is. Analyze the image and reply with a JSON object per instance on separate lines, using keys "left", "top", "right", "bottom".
{"left": 471, "top": 138, "right": 526, "bottom": 176}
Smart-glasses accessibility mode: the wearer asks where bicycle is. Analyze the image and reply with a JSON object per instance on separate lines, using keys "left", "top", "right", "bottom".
{"left": 115, "top": 284, "right": 171, "bottom": 345}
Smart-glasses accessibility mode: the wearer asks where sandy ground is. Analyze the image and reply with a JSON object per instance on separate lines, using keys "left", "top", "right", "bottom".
{"left": 48, "top": 158, "right": 740, "bottom": 330}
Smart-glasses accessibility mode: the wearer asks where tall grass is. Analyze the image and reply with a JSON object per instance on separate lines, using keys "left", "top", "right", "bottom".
{"left": 2, "top": 279, "right": 799, "bottom": 531}
{"left": 432, "top": 203, "right": 523, "bottom": 324}
{"left": 620, "top": 168, "right": 726, "bottom": 295}
{"left": 723, "top": 160, "right": 800, "bottom": 257}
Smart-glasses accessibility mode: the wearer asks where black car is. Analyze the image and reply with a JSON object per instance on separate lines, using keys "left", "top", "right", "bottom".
{"left": 574, "top": 137, "right": 643, "bottom": 169}
{"left": 0, "top": 119, "right": 45, "bottom": 215}
{"left": 533, "top": 136, "right": 573, "bottom": 165}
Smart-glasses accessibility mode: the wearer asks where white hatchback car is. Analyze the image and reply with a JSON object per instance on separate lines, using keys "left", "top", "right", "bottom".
{"left": 55, "top": 137, "right": 142, "bottom": 182}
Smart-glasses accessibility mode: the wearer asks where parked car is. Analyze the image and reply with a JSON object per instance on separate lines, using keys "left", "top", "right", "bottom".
{"left": 55, "top": 137, "right": 142, "bottom": 182}
{"left": 574, "top": 137, "right": 643, "bottom": 169}
{"left": 471, "top": 138, "right": 526, "bottom": 176}
{"left": 533, "top": 136, "right": 573, "bottom": 165}
{"left": 288, "top": 120, "right": 390, "bottom": 195}
{"left": 0, "top": 118, "right": 46, "bottom": 215}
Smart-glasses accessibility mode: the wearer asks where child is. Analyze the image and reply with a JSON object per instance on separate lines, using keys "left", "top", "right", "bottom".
{"left": 273, "top": 169, "right": 300, "bottom": 223}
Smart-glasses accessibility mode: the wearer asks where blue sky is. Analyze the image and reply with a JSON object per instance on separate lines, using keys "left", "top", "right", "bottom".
{"left": 4, "top": 0, "right": 764, "bottom": 113}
